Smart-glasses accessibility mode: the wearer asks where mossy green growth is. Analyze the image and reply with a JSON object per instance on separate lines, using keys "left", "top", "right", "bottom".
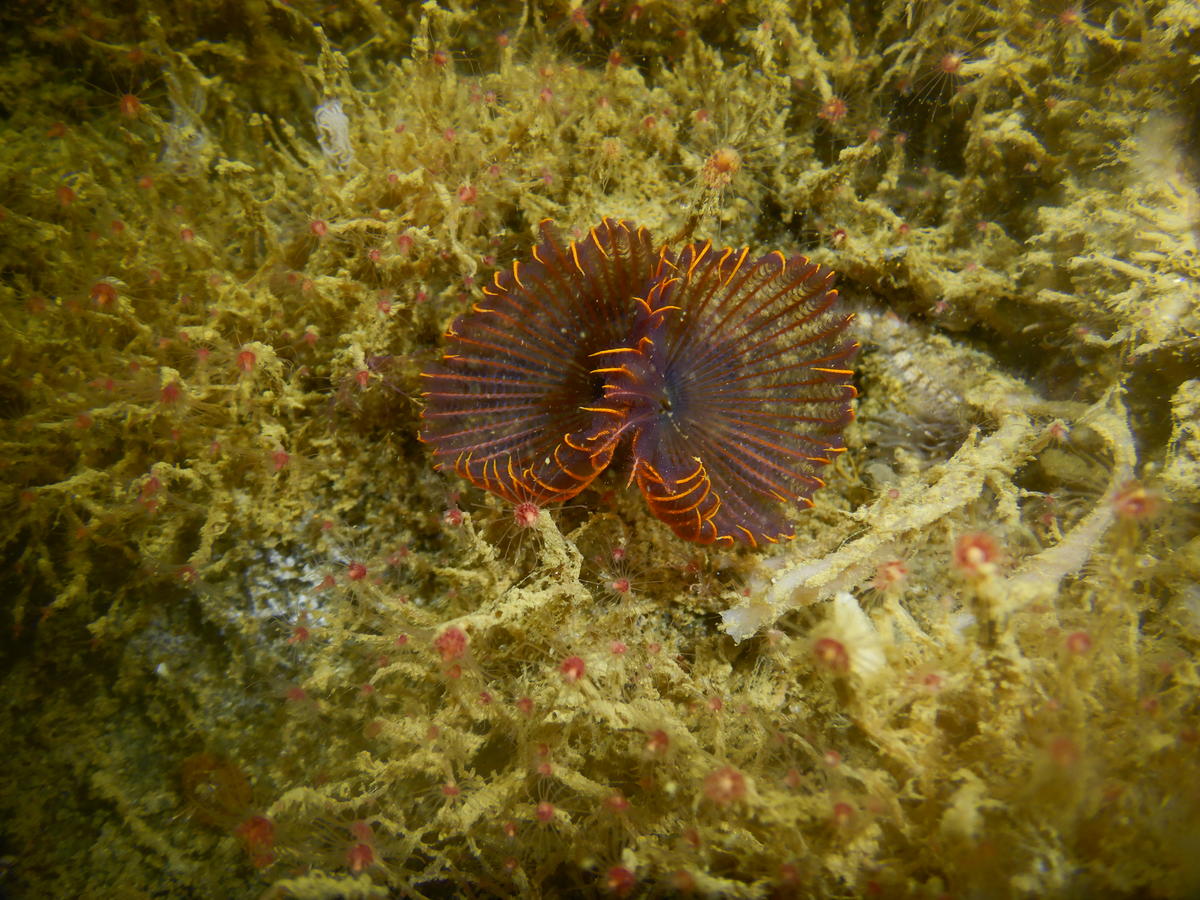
{"left": 1, "top": 1, "right": 1198, "bottom": 897}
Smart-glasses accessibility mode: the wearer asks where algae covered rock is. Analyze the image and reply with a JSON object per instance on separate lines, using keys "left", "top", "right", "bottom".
{"left": 1, "top": 1, "right": 1197, "bottom": 897}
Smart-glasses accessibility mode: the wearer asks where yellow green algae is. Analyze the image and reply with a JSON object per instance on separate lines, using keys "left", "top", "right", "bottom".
{"left": 1, "top": 1, "right": 1198, "bottom": 897}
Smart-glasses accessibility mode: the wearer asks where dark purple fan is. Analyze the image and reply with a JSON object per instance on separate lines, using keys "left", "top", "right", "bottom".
{"left": 419, "top": 218, "right": 659, "bottom": 505}
{"left": 596, "top": 241, "right": 858, "bottom": 546}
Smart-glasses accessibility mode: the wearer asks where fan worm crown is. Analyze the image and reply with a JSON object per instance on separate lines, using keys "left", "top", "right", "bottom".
{"left": 419, "top": 218, "right": 658, "bottom": 505}
{"left": 419, "top": 220, "right": 858, "bottom": 546}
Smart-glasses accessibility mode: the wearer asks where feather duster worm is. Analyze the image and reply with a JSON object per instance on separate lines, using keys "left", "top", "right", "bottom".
{"left": 420, "top": 219, "right": 858, "bottom": 546}
{"left": 419, "top": 219, "right": 659, "bottom": 505}
{"left": 599, "top": 242, "right": 857, "bottom": 546}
